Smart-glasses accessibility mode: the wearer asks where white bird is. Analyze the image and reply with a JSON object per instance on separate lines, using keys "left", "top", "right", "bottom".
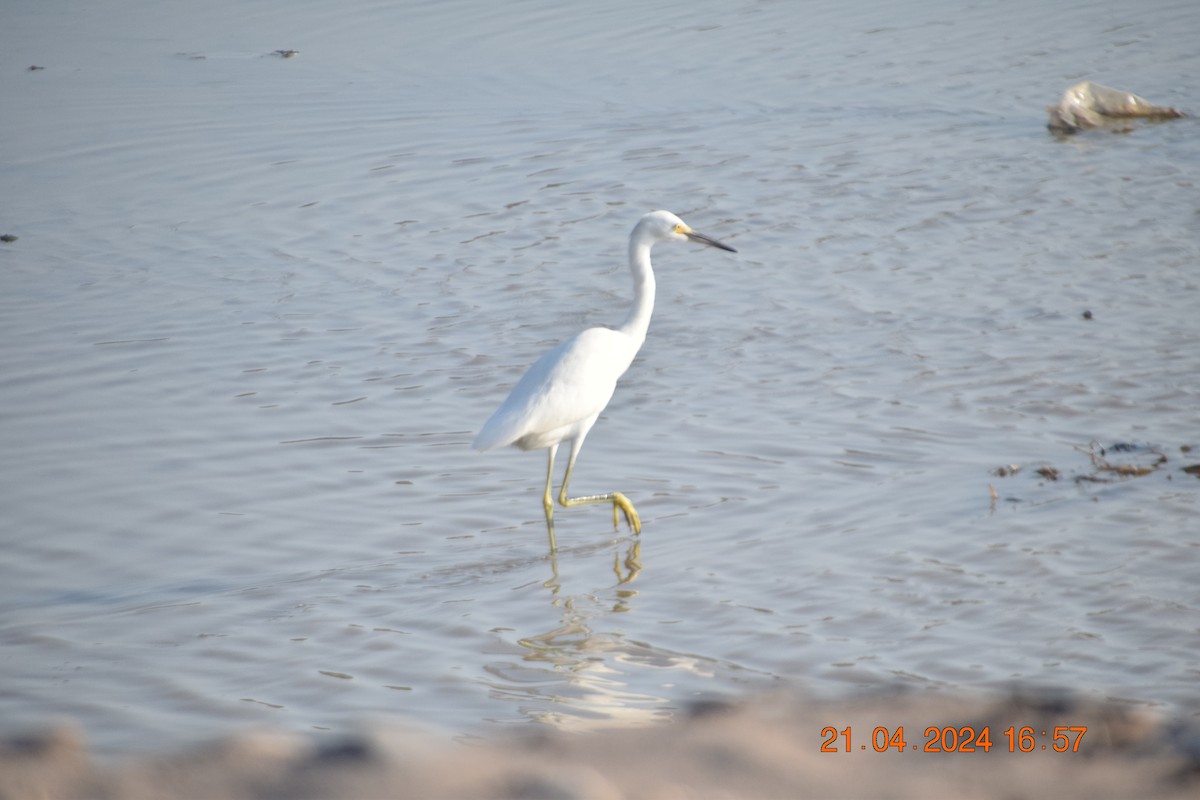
{"left": 473, "top": 210, "right": 737, "bottom": 549}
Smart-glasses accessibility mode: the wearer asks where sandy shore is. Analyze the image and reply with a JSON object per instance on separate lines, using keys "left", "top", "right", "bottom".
{"left": 3, "top": 690, "right": 1197, "bottom": 799}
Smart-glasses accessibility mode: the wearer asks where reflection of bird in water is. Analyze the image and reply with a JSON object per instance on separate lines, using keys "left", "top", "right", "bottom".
{"left": 542, "top": 540, "right": 643, "bottom": 593}
{"left": 474, "top": 210, "right": 736, "bottom": 550}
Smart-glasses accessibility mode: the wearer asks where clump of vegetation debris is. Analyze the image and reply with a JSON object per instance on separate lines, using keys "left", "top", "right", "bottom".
{"left": 988, "top": 442, "right": 1198, "bottom": 505}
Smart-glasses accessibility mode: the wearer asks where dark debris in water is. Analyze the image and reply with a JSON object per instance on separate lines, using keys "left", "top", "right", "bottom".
{"left": 1035, "top": 466, "right": 1060, "bottom": 481}
{"left": 989, "top": 441, "right": 1197, "bottom": 505}
{"left": 1081, "top": 441, "right": 1168, "bottom": 479}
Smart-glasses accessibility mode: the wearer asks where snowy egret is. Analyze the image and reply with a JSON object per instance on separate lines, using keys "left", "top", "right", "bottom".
{"left": 473, "top": 210, "right": 736, "bottom": 549}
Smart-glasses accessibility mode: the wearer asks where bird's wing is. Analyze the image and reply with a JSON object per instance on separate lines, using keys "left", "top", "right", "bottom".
{"left": 472, "top": 327, "right": 638, "bottom": 451}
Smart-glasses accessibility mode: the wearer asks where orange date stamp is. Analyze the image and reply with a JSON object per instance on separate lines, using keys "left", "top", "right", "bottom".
{"left": 820, "top": 725, "right": 1087, "bottom": 753}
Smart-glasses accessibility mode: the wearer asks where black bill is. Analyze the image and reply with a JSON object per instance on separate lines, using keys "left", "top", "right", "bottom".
{"left": 684, "top": 230, "right": 737, "bottom": 253}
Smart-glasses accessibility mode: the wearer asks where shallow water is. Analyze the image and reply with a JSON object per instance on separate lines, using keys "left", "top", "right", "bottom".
{"left": 1, "top": 0, "right": 1198, "bottom": 754}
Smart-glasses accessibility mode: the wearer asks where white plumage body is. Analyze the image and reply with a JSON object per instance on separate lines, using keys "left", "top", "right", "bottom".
{"left": 473, "top": 326, "right": 640, "bottom": 453}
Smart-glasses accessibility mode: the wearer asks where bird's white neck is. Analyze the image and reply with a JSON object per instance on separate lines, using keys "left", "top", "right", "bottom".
{"left": 617, "top": 237, "right": 656, "bottom": 343}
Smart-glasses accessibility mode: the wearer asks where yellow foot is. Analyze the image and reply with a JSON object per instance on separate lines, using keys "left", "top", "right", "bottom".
{"left": 611, "top": 491, "right": 641, "bottom": 535}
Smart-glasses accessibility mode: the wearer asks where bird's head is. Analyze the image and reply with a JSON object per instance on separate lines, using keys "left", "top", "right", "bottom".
{"left": 638, "top": 210, "right": 737, "bottom": 252}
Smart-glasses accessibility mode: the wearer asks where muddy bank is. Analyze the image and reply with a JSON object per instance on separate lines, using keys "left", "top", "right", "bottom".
{"left": 3, "top": 690, "right": 1197, "bottom": 799}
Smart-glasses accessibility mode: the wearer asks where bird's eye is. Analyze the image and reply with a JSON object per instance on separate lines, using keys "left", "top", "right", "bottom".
{"left": 673, "top": 224, "right": 686, "bottom": 234}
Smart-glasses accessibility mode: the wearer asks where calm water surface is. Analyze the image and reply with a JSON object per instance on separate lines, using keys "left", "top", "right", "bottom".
{"left": 1, "top": 0, "right": 1198, "bottom": 754}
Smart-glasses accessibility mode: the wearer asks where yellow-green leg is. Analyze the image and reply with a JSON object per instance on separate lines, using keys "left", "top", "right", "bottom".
{"left": 557, "top": 448, "right": 641, "bottom": 535}
{"left": 543, "top": 445, "right": 558, "bottom": 552}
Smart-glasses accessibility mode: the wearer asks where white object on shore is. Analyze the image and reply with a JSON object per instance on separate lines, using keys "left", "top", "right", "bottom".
{"left": 1047, "top": 81, "right": 1184, "bottom": 133}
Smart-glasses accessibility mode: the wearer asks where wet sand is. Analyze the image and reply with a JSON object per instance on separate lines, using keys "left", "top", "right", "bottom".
{"left": 4, "top": 690, "right": 1197, "bottom": 799}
